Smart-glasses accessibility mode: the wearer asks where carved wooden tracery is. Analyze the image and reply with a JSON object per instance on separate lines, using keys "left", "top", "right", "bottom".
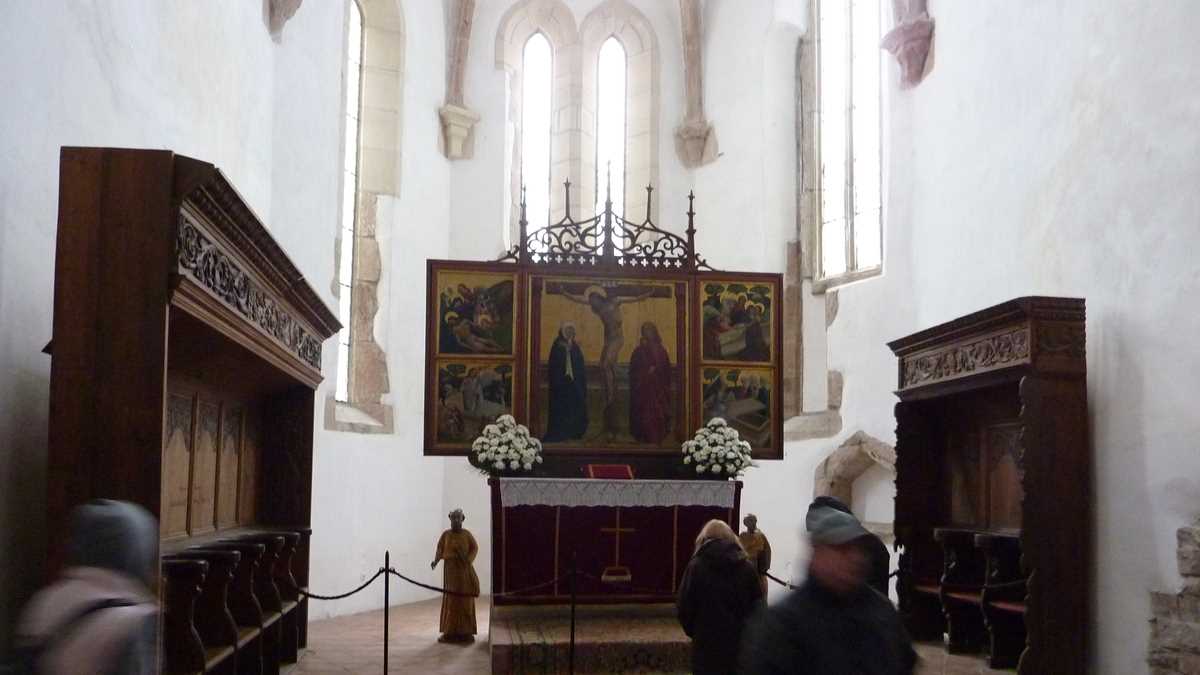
{"left": 497, "top": 178, "right": 715, "bottom": 273}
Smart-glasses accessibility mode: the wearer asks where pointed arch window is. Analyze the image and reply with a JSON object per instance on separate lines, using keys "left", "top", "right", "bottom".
{"left": 594, "top": 36, "right": 627, "bottom": 234}
{"left": 336, "top": 0, "right": 364, "bottom": 403}
{"left": 521, "top": 33, "right": 553, "bottom": 241}
{"left": 816, "top": 0, "right": 883, "bottom": 287}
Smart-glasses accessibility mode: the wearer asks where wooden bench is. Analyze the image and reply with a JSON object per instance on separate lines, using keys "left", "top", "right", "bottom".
{"left": 976, "top": 532, "right": 1027, "bottom": 668}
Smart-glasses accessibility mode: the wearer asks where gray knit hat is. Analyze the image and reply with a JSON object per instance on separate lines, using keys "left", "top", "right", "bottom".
{"left": 805, "top": 505, "right": 870, "bottom": 546}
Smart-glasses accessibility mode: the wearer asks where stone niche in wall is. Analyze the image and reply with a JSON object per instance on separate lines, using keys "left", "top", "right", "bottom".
{"left": 812, "top": 430, "right": 896, "bottom": 541}
{"left": 1148, "top": 517, "right": 1200, "bottom": 674}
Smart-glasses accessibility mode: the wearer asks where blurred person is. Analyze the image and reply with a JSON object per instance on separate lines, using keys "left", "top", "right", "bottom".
{"left": 809, "top": 495, "right": 891, "bottom": 596}
{"left": 677, "top": 519, "right": 764, "bottom": 675}
{"left": 740, "top": 506, "right": 916, "bottom": 675}
{"left": 11, "top": 499, "right": 158, "bottom": 674}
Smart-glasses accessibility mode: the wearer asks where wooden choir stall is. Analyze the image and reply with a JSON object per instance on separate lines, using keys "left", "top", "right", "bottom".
{"left": 889, "top": 297, "right": 1090, "bottom": 673}
{"left": 424, "top": 181, "right": 783, "bottom": 606}
{"left": 45, "top": 148, "right": 339, "bottom": 674}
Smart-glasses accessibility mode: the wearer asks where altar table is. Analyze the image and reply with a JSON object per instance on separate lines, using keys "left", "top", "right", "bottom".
{"left": 490, "top": 478, "right": 742, "bottom": 605}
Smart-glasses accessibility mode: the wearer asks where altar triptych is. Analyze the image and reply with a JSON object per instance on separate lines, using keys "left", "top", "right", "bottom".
{"left": 425, "top": 261, "right": 783, "bottom": 459}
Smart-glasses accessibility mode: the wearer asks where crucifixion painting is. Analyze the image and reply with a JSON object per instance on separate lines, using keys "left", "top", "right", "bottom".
{"left": 539, "top": 278, "right": 680, "bottom": 447}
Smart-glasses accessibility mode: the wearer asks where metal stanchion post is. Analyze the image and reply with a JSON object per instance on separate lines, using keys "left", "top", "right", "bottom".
{"left": 384, "top": 551, "right": 390, "bottom": 675}
{"left": 569, "top": 550, "right": 577, "bottom": 675}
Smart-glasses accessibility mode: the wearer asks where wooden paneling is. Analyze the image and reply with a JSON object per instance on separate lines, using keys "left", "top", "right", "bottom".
{"left": 216, "top": 407, "right": 243, "bottom": 529}
{"left": 163, "top": 393, "right": 194, "bottom": 539}
{"left": 238, "top": 413, "right": 261, "bottom": 526}
{"left": 189, "top": 400, "right": 220, "bottom": 535}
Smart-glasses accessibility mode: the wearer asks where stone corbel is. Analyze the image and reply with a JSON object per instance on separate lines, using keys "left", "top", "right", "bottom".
{"left": 675, "top": 0, "right": 718, "bottom": 167}
{"left": 265, "top": 0, "right": 302, "bottom": 42}
{"left": 440, "top": 104, "right": 481, "bottom": 159}
{"left": 442, "top": 0, "right": 480, "bottom": 159}
{"left": 881, "top": 0, "right": 934, "bottom": 88}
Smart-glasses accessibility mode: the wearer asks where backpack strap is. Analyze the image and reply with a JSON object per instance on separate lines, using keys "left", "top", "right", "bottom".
{"left": 20, "top": 598, "right": 140, "bottom": 671}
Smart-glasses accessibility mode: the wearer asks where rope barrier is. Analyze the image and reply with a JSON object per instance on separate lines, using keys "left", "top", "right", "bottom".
{"left": 295, "top": 568, "right": 386, "bottom": 600}
{"left": 764, "top": 571, "right": 800, "bottom": 590}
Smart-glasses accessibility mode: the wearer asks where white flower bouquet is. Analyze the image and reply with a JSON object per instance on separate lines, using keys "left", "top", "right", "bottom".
{"left": 469, "top": 414, "right": 544, "bottom": 476}
{"left": 682, "top": 418, "right": 754, "bottom": 478}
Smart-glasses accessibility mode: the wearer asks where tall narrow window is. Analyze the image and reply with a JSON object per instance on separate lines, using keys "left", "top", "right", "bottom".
{"left": 521, "top": 34, "right": 553, "bottom": 237}
{"left": 594, "top": 36, "right": 627, "bottom": 233}
{"left": 817, "top": 0, "right": 882, "bottom": 283}
{"left": 336, "top": 1, "right": 363, "bottom": 402}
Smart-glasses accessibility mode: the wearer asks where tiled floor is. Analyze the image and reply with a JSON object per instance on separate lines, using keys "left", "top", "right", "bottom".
{"left": 291, "top": 597, "right": 1013, "bottom": 674}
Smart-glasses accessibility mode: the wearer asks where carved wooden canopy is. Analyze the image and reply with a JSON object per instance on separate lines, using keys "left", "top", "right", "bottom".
{"left": 887, "top": 296, "right": 1086, "bottom": 399}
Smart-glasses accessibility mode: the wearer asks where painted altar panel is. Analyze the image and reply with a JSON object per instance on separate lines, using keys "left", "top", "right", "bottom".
{"left": 530, "top": 275, "right": 689, "bottom": 451}
{"left": 694, "top": 274, "right": 783, "bottom": 459}
{"left": 425, "top": 262, "right": 524, "bottom": 454}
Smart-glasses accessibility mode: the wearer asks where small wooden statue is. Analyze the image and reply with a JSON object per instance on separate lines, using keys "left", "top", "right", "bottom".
{"left": 738, "top": 513, "right": 772, "bottom": 596}
{"left": 431, "top": 508, "right": 481, "bottom": 643}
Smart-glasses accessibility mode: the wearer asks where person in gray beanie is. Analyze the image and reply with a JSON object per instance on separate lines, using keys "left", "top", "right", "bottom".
{"left": 739, "top": 506, "right": 915, "bottom": 674}
{"left": 808, "top": 496, "right": 891, "bottom": 596}
{"left": 13, "top": 499, "right": 159, "bottom": 674}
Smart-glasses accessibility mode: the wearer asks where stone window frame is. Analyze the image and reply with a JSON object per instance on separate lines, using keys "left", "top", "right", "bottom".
{"left": 496, "top": 0, "right": 581, "bottom": 243}
{"left": 496, "top": 0, "right": 661, "bottom": 245}
{"left": 578, "top": 0, "right": 660, "bottom": 224}
{"left": 800, "top": 0, "right": 885, "bottom": 294}
{"left": 326, "top": 0, "right": 403, "bottom": 435}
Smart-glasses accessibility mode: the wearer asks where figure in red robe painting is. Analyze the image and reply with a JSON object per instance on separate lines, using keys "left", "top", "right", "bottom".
{"left": 629, "top": 322, "right": 672, "bottom": 444}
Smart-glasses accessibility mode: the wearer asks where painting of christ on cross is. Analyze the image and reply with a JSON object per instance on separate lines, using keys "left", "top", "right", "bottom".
{"left": 533, "top": 276, "right": 688, "bottom": 450}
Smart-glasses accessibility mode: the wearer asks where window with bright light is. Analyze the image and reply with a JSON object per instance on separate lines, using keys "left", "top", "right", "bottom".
{"left": 521, "top": 34, "right": 553, "bottom": 238}
{"left": 817, "top": 0, "right": 882, "bottom": 283}
{"left": 336, "top": 0, "right": 363, "bottom": 402}
{"left": 594, "top": 36, "right": 627, "bottom": 234}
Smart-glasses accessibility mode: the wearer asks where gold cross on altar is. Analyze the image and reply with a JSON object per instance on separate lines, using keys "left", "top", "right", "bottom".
{"left": 600, "top": 507, "right": 636, "bottom": 583}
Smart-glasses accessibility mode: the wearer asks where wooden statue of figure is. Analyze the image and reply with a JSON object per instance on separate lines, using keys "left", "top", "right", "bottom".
{"left": 739, "top": 513, "right": 772, "bottom": 596}
{"left": 431, "top": 508, "right": 480, "bottom": 643}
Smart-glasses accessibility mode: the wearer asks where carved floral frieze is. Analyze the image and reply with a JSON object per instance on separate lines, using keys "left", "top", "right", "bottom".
{"left": 176, "top": 215, "right": 323, "bottom": 370}
{"left": 900, "top": 327, "right": 1031, "bottom": 389}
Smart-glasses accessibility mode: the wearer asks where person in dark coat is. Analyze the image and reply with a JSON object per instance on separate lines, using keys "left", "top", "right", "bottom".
{"left": 809, "top": 495, "right": 891, "bottom": 596}
{"left": 740, "top": 507, "right": 916, "bottom": 675}
{"left": 14, "top": 499, "right": 159, "bottom": 674}
{"left": 677, "top": 519, "right": 764, "bottom": 675}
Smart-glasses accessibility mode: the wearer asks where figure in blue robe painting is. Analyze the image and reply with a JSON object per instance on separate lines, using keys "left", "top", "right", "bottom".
{"left": 545, "top": 322, "right": 588, "bottom": 442}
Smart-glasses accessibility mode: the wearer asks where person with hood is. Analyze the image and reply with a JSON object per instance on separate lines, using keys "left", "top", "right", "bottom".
{"left": 739, "top": 506, "right": 916, "bottom": 675}
{"left": 808, "top": 495, "right": 891, "bottom": 596}
{"left": 677, "top": 519, "right": 764, "bottom": 675}
{"left": 13, "top": 499, "right": 159, "bottom": 674}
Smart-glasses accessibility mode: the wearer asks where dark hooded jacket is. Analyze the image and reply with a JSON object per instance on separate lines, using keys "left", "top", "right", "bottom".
{"left": 16, "top": 499, "right": 159, "bottom": 674}
{"left": 677, "top": 537, "right": 764, "bottom": 675}
{"left": 739, "top": 578, "right": 916, "bottom": 675}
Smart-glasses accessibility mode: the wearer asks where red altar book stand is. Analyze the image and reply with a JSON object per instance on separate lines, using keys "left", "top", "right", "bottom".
{"left": 489, "top": 477, "right": 742, "bottom": 605}
{"left": 584, "top": 464, "right": 634, "bottom": 480}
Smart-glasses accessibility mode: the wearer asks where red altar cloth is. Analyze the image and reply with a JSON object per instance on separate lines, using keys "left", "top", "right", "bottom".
{"left": 489, "top": 478, "right": 742, "bottom": 605}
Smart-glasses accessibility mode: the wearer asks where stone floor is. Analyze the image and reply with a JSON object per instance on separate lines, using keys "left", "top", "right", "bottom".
{"left": 291, "top": 597, "right": 1013, "bottom": 674}
{"left": 289, "top": 597, "right": 491, "bottom": 674}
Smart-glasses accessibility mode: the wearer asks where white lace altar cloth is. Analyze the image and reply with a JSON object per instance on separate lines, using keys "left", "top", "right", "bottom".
{"left": 497, "top": 478, "right": 737, "bottom": 509}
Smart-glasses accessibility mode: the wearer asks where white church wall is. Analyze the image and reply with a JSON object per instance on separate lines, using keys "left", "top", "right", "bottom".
{"left": 0, "top": 0, "right": 294, "bottom": 642}
{"left": 814, "top": 2, "right": 1200, "bottom": 673}
{"left": 310, "top": 0, "right": 460, "bottom": 617}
